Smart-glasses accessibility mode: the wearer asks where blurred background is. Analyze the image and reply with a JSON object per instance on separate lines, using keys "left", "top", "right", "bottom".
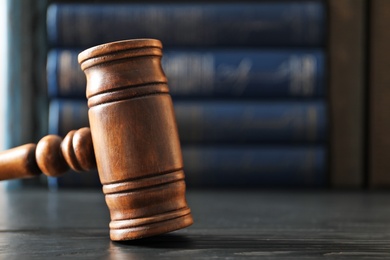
{"left": 0, "top": 0, "right": 388, "bottom": 191}
{"left": 0, "top": 1, "right": 5, "bottom": 192}
{"left": 0, "top": 0, "right": 6, "bottom": 153}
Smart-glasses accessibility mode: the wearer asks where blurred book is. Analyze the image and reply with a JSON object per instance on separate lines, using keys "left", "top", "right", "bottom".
{"left": 47, "top": 48, "right": 326, "bottom": 99}
{"left": 46, "top": 1, "right": 328, "bottom": 189}
{"left": 47, "top": 2, "right": 326, "bottom": 48}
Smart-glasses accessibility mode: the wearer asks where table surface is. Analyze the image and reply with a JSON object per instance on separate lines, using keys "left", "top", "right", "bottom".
{"left": 0, "top": 189, "right": 390, "bottom": 259}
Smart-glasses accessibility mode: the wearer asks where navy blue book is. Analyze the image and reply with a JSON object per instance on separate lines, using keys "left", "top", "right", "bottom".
{"left": 47, "top": 2, "right": 326, "bottom": 48}
{"left": 47, "top": 48, "right": 326, "bottom": 99}
{"left": 182, "top": 145, "right": 327, "bottom": 188}
{"left": 48, "top": 99, "right": 327, "bottom": 143}
{"left": 175, "top": 100, "right": 327, "bottom": 144}
{"left": 48, "top": 145, "right": 327, "bottom": 189}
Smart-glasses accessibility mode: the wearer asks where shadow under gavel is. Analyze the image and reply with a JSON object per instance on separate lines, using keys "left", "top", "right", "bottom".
{"left": 0, "top": 39, "right": 193, "bottom": 241}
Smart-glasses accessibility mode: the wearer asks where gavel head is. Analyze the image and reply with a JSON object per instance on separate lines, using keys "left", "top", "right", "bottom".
{"left": 78, "top": 39, "right": 193, "bottom": 241}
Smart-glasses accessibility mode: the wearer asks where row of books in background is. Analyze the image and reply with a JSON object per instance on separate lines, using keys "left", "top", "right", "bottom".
{"left": 46, "top": 1, "right": 328, "bottom": 189}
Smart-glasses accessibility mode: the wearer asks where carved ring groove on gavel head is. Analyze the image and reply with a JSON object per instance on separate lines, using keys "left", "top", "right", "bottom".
{"left": 0, "top": 39, "right": 193, "bottom": 241}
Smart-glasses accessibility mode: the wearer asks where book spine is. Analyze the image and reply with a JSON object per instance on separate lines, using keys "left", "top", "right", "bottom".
{"left": 47, "top": 2, "right": 326, "bottom": 48}
{"left": 49, "top": 99, "right": 327, "bottom": 143}
{"left": 48, "top": 99, "right": 88, "bottom": 137}
{"left": 182, "top": 145, "right": 327, "bottom": 187}
{"left": 165, "top": 49, "right": 326, "bottom": 98}
{"left": 175, "top": 101, "right": 327, "bottom": 143}
{"left": 47, "top": 48, "right": 326, "bottom": 99}
{"left": 46, "top": 49, "right": 87, "bottom": 99}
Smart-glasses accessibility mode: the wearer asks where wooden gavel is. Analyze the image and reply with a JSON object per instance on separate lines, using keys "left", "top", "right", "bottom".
{"left": 0, "top": 39, "right": 193, "bottom": 241}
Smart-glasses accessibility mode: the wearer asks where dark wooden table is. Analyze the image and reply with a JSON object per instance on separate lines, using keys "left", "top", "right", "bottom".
{"left": 0, "top": 189, "right": 390, "bottom": 259}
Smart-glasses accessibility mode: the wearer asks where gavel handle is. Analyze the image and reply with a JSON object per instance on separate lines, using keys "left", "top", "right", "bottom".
{"left": 0, "top": 127, "right": 96, "bottom": 181}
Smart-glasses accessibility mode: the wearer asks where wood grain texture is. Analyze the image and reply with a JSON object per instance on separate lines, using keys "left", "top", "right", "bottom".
{"left": 0, "top": 38, "right": 192, "bottom": 241}
{"left": 78, "top": 39, "right": 193, "bottom": 241}
{"left": 1, "top": 190, "right": 390, "bottom": 258}
{"left": 60, "top": 127, "right": 96, "bottom": 172}
{"left": 328, "top": 0, "right": 367, "bottom": 188}
{"left": 0, "top": 144, "right": 40, "bottom": 180}
{"left": 0, "top": 128, "right": 95, "bottom": 179}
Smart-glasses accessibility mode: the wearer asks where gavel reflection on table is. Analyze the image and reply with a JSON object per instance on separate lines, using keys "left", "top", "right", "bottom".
{"left": 0, "top": 39, "right": 193, "bottom": 241}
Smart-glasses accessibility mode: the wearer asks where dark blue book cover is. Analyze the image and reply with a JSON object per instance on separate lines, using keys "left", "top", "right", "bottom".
{"left": 47, "top": 48, "right": 326, "bottom": 99}
{"left": 175, "top": 100, "right": 327, "bottom": 144}
{"left": 46, "top": 49, "right": 86, "bottom": 99}
{"left": 182, "top": 145, "right": 327, "bottom": 188}
{"left": 47, "top": 1, "right": 326, "bottom": 48}
{"left": 164, "top": 49, "right": 326, "bottom": 98}
{"left": 49, "top": 99, "right": 327, "bottom": 143}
